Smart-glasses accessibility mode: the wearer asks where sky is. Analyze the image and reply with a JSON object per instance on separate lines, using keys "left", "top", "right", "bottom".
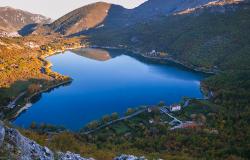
{"left": 0, "top": 0, "right": 147, "bottom": 19}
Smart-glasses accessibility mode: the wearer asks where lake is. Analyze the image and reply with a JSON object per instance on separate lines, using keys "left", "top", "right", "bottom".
{"left": 13, "top": 48, "right": 205, "bottom": 131}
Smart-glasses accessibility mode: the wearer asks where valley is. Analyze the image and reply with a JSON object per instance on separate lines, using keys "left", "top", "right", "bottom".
{"left": 0, "top": 0, "right": 250, "bottom": 159}
{"left": 12, "top": 48, "right": 205, "bottom": 131}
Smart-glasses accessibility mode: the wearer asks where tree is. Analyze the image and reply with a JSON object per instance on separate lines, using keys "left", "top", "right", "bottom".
{"left": 196, "top": 114, "right": 207, "bottom": 124}
{"left": 158, "top": 101, "right": 165, "bottom": 107}
{"left": 28, "top": 84, "right": 41, "bottom": 94}
{"left": 111, "top": 112, "right": 119, "bottom": 121}
{"left": 30, "top": 121, "right": 37, "bottom": 129}
{"left": 126, "top": 108, "right": 134, "bottom": 116}
{"left": 40, "top": 123, "right": 46, "bottom": 130}
{"left": 101, "top": 115, "right": 111, "bottom": 124}
{"left": 87, "top": 120, "right": 99, "bottom": 130}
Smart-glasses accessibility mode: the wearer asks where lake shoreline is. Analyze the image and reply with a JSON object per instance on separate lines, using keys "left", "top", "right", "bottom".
{"left": 5, "top": 45, "right": 84, "bottom": 121}
{"left": 91, "top": 45, "right": 218, "bottom": 75}
{"left": 13, "top": 47, "right": 206, "bottom": 130}
{"left": 8, "top": 79, "right": 73, "bottom": 121}
{"left": 90, "top": 45, "right": 214, "bottom": 99}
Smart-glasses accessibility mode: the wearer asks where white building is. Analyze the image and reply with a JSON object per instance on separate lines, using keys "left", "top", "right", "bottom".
{"left": 170, "top": 105, "right": 181, "bottom": 112}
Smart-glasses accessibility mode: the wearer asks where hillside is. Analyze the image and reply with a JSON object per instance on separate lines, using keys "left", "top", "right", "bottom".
{"left": 89, "top": 0, "right": 250, "bottom": 71}
{"left": 0, "top": 0, "right": 250, "bottom": 159}
{"left": 132, "top": 0, "right": 214, "bottom": 19}
{"left": 0, "top": 35, "right": 83, "bottom": 109}
{"left": 0, "top": 6, "right": 51, "bottom": 36}
{"left": 86, "top": 2, "right": 250, "bottom": 158}
{"left": 49, "top": 0, "right": 218, "bottom": 36}
{"left": 49, "top": 2, "right": 129, "bottom": 36}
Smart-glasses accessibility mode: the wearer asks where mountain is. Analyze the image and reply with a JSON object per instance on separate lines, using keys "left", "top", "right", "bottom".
{"left": 131, "top": 0, "right": 214, "bottom": 19}
{"left": 0, "top": 6, "right": 51, "bottom": 36}
{"left": 89, "top": 0, "right": 249, "bottom": 71}
{"left": 49, "top": 2, "right": 111, "bottom": 35}
{"left": 49, "top": 2, "right": 129, "bottom": 36}
{"left": 47, "top": 0, "right": 249, "bottom": 72}
{"left": 49, "top": 0, "right": 218, "bottom": 36}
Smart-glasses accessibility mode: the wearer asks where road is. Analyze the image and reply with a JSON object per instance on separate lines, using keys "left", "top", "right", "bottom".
{"left": 160, "top": 107, "right": 182, "bottom": 124}
{"left": 83, "top": 108, "right": 147, "bottom": 135}
{"left": 6, "top": 92, "right": 26, "bottom": 109}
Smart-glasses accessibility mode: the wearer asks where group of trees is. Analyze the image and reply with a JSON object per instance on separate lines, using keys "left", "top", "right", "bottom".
{"left": 101, "top": 112, "right": 119, "bottom": 123}
{"left": 27, "top": 84, "right": 41, "bottom": 94}
{"left": 29, "top": 121, "right": 66, "bottom": 133}
{"left": 40, "top": 37, "right": 82, "bottom": 54}
{"left": 21, "top": 90, "right": 250, "bottom": 159}
{"left": 85, "top": 112, "right": 120, "bottom": 130}
{"left": 85, "top": 108, "right": 138, "bottom": 131}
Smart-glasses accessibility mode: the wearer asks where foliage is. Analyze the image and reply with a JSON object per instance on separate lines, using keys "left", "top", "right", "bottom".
{"left": 111, "top": 112, "right": 119, "bottom": 120}
{"left": 126, "top": 108, "right": 135, "bottom": 116}
{"left": 1, "top": 2, "right": 250, "bottom": 159}
{"left": 0, "top": 35, "right": 83, "bottom": 108}
{"left": 90, "top": 2, "right": 250, "bottom": 72}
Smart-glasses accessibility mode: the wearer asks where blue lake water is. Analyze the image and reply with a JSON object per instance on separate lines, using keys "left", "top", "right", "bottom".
{"left": 13, "top": 48, "right": 205, "bottom": 131}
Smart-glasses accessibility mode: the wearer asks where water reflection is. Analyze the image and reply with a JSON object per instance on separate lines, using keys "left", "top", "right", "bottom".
{"left": 72, "top": 48, "right": 122, "bottom": 61}
{"left": 13, "top": 48, "right": 206, "bottom": 131}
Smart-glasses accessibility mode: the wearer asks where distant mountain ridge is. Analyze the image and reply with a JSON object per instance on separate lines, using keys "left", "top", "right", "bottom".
{"left": 131, "top": 0, "right": 215, "bottom": 18}
{"left": 1, "top": 0, "right": 234, "bottom": 37}
{"left": 0, "top": 6, "right": 51, "bottom": 36}
{"left": 48, "top": 0, "right": 220, "bottom": 36}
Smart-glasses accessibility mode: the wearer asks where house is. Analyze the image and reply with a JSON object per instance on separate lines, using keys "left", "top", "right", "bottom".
{"left": 150, "top": 50, "right": 156, "bottom": 54}
{"left": 149, "top": 119, "right": 154, "bottom": 124}
{"left": 147, "top": 108, "right": 152, "bottom": 113}
{"left": 169, "top": 105, "right": 181, "bottom": 112}
{"left": 145, "top": 50, "right": 160, "bottom": 57}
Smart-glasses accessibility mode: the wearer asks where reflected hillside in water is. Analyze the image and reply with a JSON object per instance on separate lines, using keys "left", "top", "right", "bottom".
{"left": 71, "top": 48, "right": 206, "bottom": 81}
{"left": 13, "top": 48, "right": 206, "bottom": 130}
{"left": 71, "top": 48, "right": 121, "bottom": 61}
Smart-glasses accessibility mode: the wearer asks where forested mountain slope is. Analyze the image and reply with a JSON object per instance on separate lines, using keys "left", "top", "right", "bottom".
{"left": 132, "top": 0, "right": 214, "bottom": 19}
{"left": 90, "top": 0, "right": 250, "bottom": 71}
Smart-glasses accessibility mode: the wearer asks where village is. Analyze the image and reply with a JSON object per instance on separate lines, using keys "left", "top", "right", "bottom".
{"left": 81, "top": 99, "right": 205, "bottom": 136}
{"left": 143, "top": 49, "right": 168, "bottom": 58}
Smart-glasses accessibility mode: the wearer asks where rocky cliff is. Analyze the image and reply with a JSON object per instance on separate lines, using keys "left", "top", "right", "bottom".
{"left": 0, "top": 121, "right": 93, "bottom": 160}
{"left": 0, "top": 121, "right": 147, "bottom": 160}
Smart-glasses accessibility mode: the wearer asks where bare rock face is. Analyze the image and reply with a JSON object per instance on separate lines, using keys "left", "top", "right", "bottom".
{"left": 58, "top": 151, "right": 95, "bottom": 160}
{"left": 0, "top": 123, "right": 146, "bottom": 160}
{"left": 0, "top": 124, "right": 95, "bottom": 160}
{"left": 5, "top": 128, "right": 54, "bottom": 160}
{"left": 114, "top": 155, "right": 147, "bottom": 160}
